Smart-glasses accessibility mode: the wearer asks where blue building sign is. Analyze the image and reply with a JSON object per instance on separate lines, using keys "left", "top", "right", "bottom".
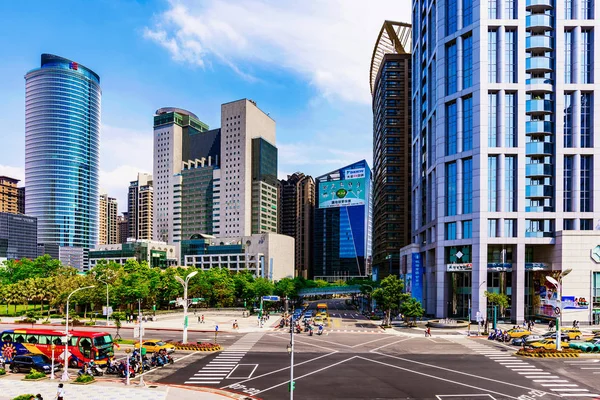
{"left": 412, "top": 253, "right": 423, "bottom": 304}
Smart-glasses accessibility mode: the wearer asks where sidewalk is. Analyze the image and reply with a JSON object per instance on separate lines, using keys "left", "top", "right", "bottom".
{"left": 0, "top": 373, "right": 252, "bottom": 400}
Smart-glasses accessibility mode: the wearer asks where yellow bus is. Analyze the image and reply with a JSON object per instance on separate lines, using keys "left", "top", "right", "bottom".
{"left": 317, "top": 303, "right": 328, "bottom": 320}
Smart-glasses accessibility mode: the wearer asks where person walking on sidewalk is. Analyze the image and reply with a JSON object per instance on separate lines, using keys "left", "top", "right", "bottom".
{"left": 56, "top": 383, "right": 65, "bottom": 400}
{"left": 201, "top": 315, "right": 205, "bottom": 323}
{"left": 425, "top": 327, "right": 431, "bottom": 337}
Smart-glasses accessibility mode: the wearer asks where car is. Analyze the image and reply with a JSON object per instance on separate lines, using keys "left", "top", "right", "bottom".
{"left": 134, "top": 339, "right": 176, "bottom": 354}
{"left": 507, "top": 328, "right": 531, "bottom": 338}
{"left": 541, "top": 331, "right": 569, "bottom": 342}
{"left": 529, "top": 339, "right": 557, "bottom": 350}
{"left": 314, "top": 316, "right": 324, "bottom": 325}
{"left": 512, "top": 334, "right": 543, "bottom": 346}
{"left": 560, "top": 328, "right": 582, "bottom": 340}
{"left": 586, "top": 336, "right": 600, "bottom": 342}
{"left": 9, "top": 353, "right": 60, "bottom": 374}
{"left": 303, "top": 314, "right": 312, "bottom": 322}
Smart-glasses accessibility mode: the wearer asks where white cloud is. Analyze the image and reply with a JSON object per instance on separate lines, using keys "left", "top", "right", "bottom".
{"left": 144, "top": 0, "right": 411, "bottom": 104}
{"left": 0, "top": 165, "right": 24, "bottom": 183}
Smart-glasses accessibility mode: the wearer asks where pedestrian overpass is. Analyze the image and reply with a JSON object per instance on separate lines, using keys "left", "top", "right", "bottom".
{"left": 297, "top": 285, "right": 363, "bottom": 298}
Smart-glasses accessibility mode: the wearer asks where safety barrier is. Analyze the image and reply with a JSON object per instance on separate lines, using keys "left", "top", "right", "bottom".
{"left": 174, "top": 345, "right": 222, "bottom": 352}
{"left": 517, "top": 350, "right": 580, "bottom": 358}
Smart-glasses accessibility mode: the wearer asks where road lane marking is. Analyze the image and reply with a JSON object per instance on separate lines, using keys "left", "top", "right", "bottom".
{"left": 549, "top": 389, "right": 590, "bottom": 392}
{"left": 369, "top": 337, "right": 413, "bottom": 352}
{"left": 185, "top": 381, "right": 220, "bottom": 384}
{"left": 540, "top": 384, "right": 579, "bottom": 387}
{"left": 533, "top": 380, "right": 569, "bottom": 383}
{"left": 559, "top": 394, "right": 600, "bottom": 397}
{"left": 351, "top": 335, "right": 399, "bottom": 348}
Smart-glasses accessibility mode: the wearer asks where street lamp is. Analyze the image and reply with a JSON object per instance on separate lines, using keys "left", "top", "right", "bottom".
{"left": 546, "top": 269, "right": 572, "bottom": 351}
{"left": 287, "top": 320, "right": 295, "bottom": 399}
{"left": 61, "top": 285, "right": 95, "bottom": 381}
{"left": 98, "top": 279, "right": 110, "bottom": 326}
{"left": 176, "top": 271, "right": 198, "bottom": 344}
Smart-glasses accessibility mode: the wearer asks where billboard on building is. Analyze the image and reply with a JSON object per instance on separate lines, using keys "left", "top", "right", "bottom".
{"left": 318, "top": 178, "right": 366, "bottom": 208}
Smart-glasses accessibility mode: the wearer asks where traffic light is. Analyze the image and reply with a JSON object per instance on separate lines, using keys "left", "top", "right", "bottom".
{"left": 288, "top": 381, "right": 295, "bottom": 392}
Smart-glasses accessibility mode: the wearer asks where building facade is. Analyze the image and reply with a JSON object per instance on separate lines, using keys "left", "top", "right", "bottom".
{"left": 370, "top": 21, "right": 413, "bottom": 278}
{"left": 117, "top": 213, "right": 128, "bottom": 244}
{"left": 89, "top": 239, "right": 177, "bottom": 269}
{"left": 128, "top": 173, "right": 153, "bottom": 241}
{"left": 0, "top": 177, "right": 20, "bottom": 214}
{"left": 182, "top": 233, "right": 294, "bottom": 281}
{"left": 17, "top": 187, "right": 25, "bottom": 215}
{"left": 220, "top": 99, "right": 277, "bottom": 237}
{"left": 98, "top": 194, "right": 118, "bottom": 245}
{"left": 179, "top": 158, "right": 218, "bottom": 239}
{"left": 153, "top": 108, "right": 219, "bottom": 244}
{"left": 313, "top": 160, "right": 373, "bottom": 281}
{"left": 278, "top": 173, "right": 315, "bottom": 279}
{"left": 25, "top": 54, "right": 100, "bottom": 249}
{"left": 411, "top": 0, "right": 600, "bottom": 323}
{"left": 0, "top": 212, "right": 38, "bottom": 260}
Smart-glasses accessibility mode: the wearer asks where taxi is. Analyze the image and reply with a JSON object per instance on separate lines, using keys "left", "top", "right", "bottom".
{"left": 560, "top": 328, "right": 582, "bottom": 341}
{"left": 134, "top": 339, "right": 176, "bottom": 354}
{"left": 320, "top": 311, "right": 328, "bottom": 321}
{"left": 507, "top": 327, "right": 531, "bottom": 338}
{"left": 529, "top": 339, "right": 557, "bottom": 350}
{"left": 314, "top": 316, "right": 324, "bottom": 326}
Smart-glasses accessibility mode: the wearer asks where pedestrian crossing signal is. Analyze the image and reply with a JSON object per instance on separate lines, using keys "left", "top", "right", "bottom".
{"left": 288, "top": 381, "right": 295, "bottom": 391}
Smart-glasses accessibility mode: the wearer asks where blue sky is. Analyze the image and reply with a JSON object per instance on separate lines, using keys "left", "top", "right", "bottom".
{"left": 0, "top": 0, "right": 410, "bottom": 208}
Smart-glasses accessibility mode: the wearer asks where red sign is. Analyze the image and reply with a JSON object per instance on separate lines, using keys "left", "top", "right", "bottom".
{"left": 69, "top": 62, "right": 78, "bottom": 70}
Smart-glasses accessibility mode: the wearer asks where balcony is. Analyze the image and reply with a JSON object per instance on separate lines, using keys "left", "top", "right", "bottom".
{"left": 526, "top": 56, "right": 553, "bottom": 73}
{"left": 526, "top": 99, "right": 553, "bottom": 115}
{"left": 526, "top": 35, "right": 553, "bottom": 52}
{"left": 526, "top": 120, "right": 553, "bottom": 135}
{"left": 526, "top": 14, "right": 553, "bottom": 31}
{"left": 525, "top": 184, "right": 553, "bottom": 198}
{"left": 525, "top": 163, "right": 553, "bottom": 177}
{"left": 525, "top": 205, "right": 554, "bottom": 212}
{"left": 526, "top": 141, "right": 554, "bottom": 155}
{"left": 525, "top": 230, "right": 554, "bottom": 238}
{"left": 526, "top": 0, "right": 554, "bottom": 11}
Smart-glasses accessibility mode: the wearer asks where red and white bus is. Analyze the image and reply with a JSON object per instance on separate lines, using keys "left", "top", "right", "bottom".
{"left": 0, "top": 328, "right": 114, "bottom": 367}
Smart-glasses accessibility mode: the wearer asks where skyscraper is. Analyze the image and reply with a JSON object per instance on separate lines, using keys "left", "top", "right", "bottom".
{"left": 25, "top": 54, "right": 100, "bottom": 249}
{"left": 0, "top": 176, "right": 20, "bottom": 214}
{"left": 279, "top": 173, "right": 315, "bottom": 279}
{"left": 117, "top": 213, "right": 128, "bottom": 244}
{"left": 313, "top": 160, "right": 372, "bottom": 281}
{"left": 220, "top": 99, "right": 277, "bottom": 237}
{"left": 128, "top": 173, "right": 153, "bottom": 241}
{"left": 370, "top": 21, "right": 413, "bottom": 278}
{"left": 412, "top": 0, "right": 600, "bottom": 323}
{"left": 98, "top": 194, "right": 118, "bottom": 245}
{"left": 153, "top": 108, "right": 219, "bottom": 244}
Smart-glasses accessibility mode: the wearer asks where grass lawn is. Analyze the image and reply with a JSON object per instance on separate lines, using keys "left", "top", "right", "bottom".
{"left": 115, "top": 338, "right": 137, "bottom": 345}
{"left": 0, "top": 304, "right": 50, "bottom": 316}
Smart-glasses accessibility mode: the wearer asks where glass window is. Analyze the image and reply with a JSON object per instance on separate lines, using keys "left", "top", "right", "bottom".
{"left": 462, "top": 220, "right": 472, "bottom": 239}
{"left": 504, "top": 219, "right": 516, "bottom": 237}
{"left": 488, "top": 156, "right": 498, "bottom": 212}
{"left": 489, "top": 0, "right": 497, "bottom": 19}
{"left": 488, "top": 29, "right": 498, "bottom": 83}
{"left": 505, "top": 156, "right": 517, "bottom": 212}
{"left": 581, "top": 219, "right": 593, "bottom": 230}
{"left": 463, "top": 96, "right": 473, "bottom": 151}
{"left": 505, "top": 92, "right": 516, "bottom": 147}
{"left": 565, "top": 0, "right": 573, "bottom": 18}
{"left": 446, "top": 162, "right": 457, "bottom": 216}
{"left": 564, "top": 93, "right": 574, "bottom": 147}
{"left": 488, "top": 219, "right": 498, "bottom": 237}
{"left": 445, "top": 222, "right": 457, "bottom": 240}
{"left": 505, "top": 0, "right": 516, "bottom": 18}
{"left": 565, "top": 30, "right": 573, "bottom": 84}
{"left": 447, "top": 0, "right": 458, "bottom": 35}
{"left": 581, "top": 93, "right": 593, "bottom": 148}
{"left": 446, "top": 42, "right": 458, "bottom": 95}
{"left": 463, "top": 34, "right": 473, "bottom": 89}
{"left": 581, "top": 30, "right": 593, "bottom": 84}
{"left": 463, "top": 0, "right": 472, "bottom": 26}
{"left": 446, "top": 102, "right": 457, "bottom": 155}
{"left": 582, "top": 0, "right": 594, "bottom": 19}
{"left": 581, "top": 155, "right": 593, "bottom": 212}
{"left": 505, "top": 30, "right": 516, "bottom": 83}
{"left": 463, "top": 158, "right": 473, "bottom": 213}
{"left": 564, "top": 155, "right": 574, "bottom": 212}
{"left": 488, "top": 92, "right": 498, "bottom": 147}
{"left": 564, "top": 219, "right": 575, "bottom": 230}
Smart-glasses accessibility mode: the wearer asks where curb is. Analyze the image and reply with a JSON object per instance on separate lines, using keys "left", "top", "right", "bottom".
{"left": 517, "top": 352, "right": 580, "bottom": 358}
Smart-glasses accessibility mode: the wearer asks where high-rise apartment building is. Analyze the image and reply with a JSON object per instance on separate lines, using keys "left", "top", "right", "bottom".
{"left": 153, "top": 108, "right": 219, "bottom": 244}
{"left": 98, "top": 194, "right": 118, "bottom": 245}
{"left": 0, "top": 176, "right": 20, "bottom": 214}
{"left": 128, "top": 173, "right": 153, "bottom": 241}
{"left": 117, "top": 213, "right": 128, "bottom": 244}
{"left": 17, "top": 187, "right": 25, "bottom": 215}
{"left": 25, "top": 54, "right": 100, "bottom": 249}
{"left": 279, "top": 173, "right": 315, "bottom": 279}
{"left": 221, "top": 99, "right": 277, "bottom": 237}
{"left": 313, "top": 160, "right": 372, "bottom": 281}
{"left": 411, "top": 0, "right": 600, "bottom": 323}
{"left": 0, "top": 212, "right": 37, "bottom": 260}
{"left": 370, "top": 21, "right": 413, "bottom": 278}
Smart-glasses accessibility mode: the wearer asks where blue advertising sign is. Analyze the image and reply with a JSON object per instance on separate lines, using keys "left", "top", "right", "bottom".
{"left": 262, "top": 296, "right": 280, "bottom": 302}
{"left": 412, "top": 253, "right": 423, "bottom": 305}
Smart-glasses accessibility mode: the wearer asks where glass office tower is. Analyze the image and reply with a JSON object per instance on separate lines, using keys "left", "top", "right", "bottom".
{"left": 412, "top": 0, "right": 600, "bottom": 323}
{"left": 25, "top": 54, "right": 100, "bottom": 248}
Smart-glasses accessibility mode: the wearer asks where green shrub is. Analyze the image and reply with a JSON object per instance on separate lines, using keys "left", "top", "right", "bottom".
{"left": 24, "top": 370, "right": 46, "bottom": 380}
{"left": 11, "top": 395, "right": 35, "bottom": 400}
{"left": 75, "top": 373, "right": 95, "bottom": 383}
{"left": 85, "top": 321, "right": 95, "bottom": 326}
{"left": 0, "top": 368, "right": 6, "bottom": 375}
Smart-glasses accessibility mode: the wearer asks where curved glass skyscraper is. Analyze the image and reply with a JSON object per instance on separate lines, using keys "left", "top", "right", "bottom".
{"left": 25, "top": 54, "right": 100, "bottom": 248}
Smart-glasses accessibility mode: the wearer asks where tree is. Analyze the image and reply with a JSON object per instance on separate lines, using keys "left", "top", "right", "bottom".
{"left": 274, "top": 278, "right": 297, "bottom": 299}
{"left": 399, "top": 297, "right": 425, "bottom": 327}
{"left": 372, "top": 275, "right": 406, "bottom": 326}
{"left": 484, "top": 291, "right": 509, "bottom": 331}
{"left": 251, "top": 278, "right": 274, "bottom": 299}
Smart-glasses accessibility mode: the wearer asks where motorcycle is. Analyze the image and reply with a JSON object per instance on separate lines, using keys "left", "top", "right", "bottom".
{"left": 88, "top": 362, "right": 104, "bottom": 376}
{"left": 317, "top": 326, "right": 324, "bottom": 336}
{"left": 118, "top": 361, "right": 136, "bottom": 378}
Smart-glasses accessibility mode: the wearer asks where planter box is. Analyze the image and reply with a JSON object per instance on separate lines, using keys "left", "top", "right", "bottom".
{"left": 71, "top": 379, "right": 95, "bottom": 385}
{"left": 22, "top": 376, "right": 48, "bottom": 381}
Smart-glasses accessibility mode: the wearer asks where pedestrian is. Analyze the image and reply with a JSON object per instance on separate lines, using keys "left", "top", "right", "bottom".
{"left": 425, "top": 327, "right": 431, "bottom": 337}
{"left": 56, "top": 383, "right": 65, "bottom": 400}
{"left": 36, "top": 394, "right": 43, "bottom": 400}
{"left": 201, "top": 315, "right": 205, "bottom": 324}
{"left": 573, "top": 320, "right": 577, "bottom": 328}
{"left": 197, "top": 315, "right": 201, "bottom": 323}
{"left": 576, "top": 320, "right": 580, "bottom": 329}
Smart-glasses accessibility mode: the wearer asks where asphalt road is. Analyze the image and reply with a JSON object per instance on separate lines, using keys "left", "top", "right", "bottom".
{"left": 148, "top": 299, "right": 600, "bottom": 399}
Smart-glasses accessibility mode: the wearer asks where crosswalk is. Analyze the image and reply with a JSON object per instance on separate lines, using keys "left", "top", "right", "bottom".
{"left": 564, "top": 359, "right": 600, "bottom": 374}
{"left": 184, "top": 332, "right": 263, "bottom": 385}
{"left": 273, "top": 327, "right": 382, "bottom": 335}
{"left": 455, "top": 339, "right": 599, "bottom": 398}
